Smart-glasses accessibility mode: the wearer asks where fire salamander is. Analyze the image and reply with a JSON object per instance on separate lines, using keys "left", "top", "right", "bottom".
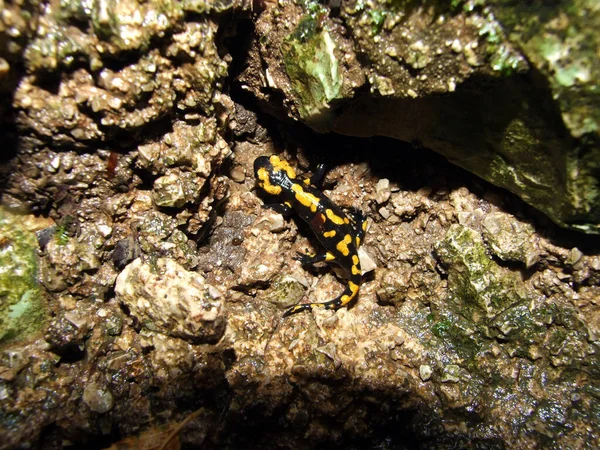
{"left": 254, "top": 155, "right": 367, "bottom": 317}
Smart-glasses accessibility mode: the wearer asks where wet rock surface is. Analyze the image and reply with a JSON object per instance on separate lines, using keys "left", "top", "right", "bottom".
{"left": 0, "top": 1, "right": 598, "bottom": 450}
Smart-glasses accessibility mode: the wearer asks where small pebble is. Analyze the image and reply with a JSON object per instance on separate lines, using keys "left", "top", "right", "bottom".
{"left": 375, "top": 178, "right": 391, "bottom": 204}
{"left": 230, "top": 165, "right": 246, "bottom": 183}
{"left": 419, "top": 364, "right": 432, "bottom": 381}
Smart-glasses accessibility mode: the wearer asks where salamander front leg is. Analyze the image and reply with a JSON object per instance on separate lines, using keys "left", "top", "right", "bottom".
{"left": 293, "top": 251, "right": 336, "bottom": 266}
{"left": 262, "top": 202, "right": 293, "bottom": 217}
{"left": 310, "top": 164, "right": 327, "bottom": 189}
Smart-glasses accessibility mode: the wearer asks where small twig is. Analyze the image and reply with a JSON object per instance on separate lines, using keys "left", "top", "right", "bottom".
{"left": 158, "top": 408, "right": 204, "bottom": 450}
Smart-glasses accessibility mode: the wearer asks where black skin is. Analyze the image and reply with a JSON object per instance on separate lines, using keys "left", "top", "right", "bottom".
{"left": 254, "top": 156, "right": 366, "bottom": 316}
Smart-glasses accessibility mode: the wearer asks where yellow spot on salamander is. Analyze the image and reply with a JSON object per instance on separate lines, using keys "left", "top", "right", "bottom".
{"left": 326, "top": 208, "right": 346, "bottom": 225}
{"left": 362, "top": 220, "right": 368, "bottom": 231}
{"left": 323, "top": 230, "right": 336, "bottom": 238}
{"left": 325, "top": 252, "right": 336, "bottom": 261}
{"left": 257, "top": 167, "right": 282, "bottom": 195}
{"left": 340, "top": 281, "right": 360, "bottom": 304}
{"left": 351, "top": 265, "right": 360, "bottom": 275}
{"left": 269, "top": 155, "right": 296, "bottom": 179}
{"left": 355, "top": 236, "right": 361, "bottom": 246}
{"left": 336, "top": 234, "right": 352, "bottom": 256}
{"left": 291, "top": 184, "right": 320, "bottom": 213}
{"left": 344, "top": 217, "right": 350, "bottom": 224}
{"left": 352, "top": 255, "right": 359, "bottom": 265}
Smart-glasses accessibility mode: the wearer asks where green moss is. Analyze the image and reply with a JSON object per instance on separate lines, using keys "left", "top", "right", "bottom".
{"left": 282, "top": 19, "right": 343, "bottom": 121}
{"left": 0, "top": 209, "right": 49, "bottom": 346}
{"left": 266, "top": 275, "right": 306, "bottom": 309}
{"left": 488, "top": 44, "right": 523, "bottom": 76}
{"left": 430, "top": 312, "right": 482, "bottom": 361}
{"left": 432, "top": 318, "right": 452, "bottom": 338}
{"left": 475, "top": 12, "right": 527, "bottom": 76}
{"left": 435, "top": 224, "right": 528, "bottom": 322}
{"left": 450, "top": 0, "right": 464, "bottom": 10}
{"left": 24, "top": 27, "right": 88, "bottom": 73}
{"left": 292, "top": 15, "right": 320, "bottom": 43}
{"left": 55, "top": 225, "right": 69, "bottom": 246}
{"left": 296, "top": 0, "right": 328, "bottom": 16}
{"left": 90, "top": 0, "right": 183, "bottom": 53}
{"left": 493, "top": 0, "right": 600, "bottom": 145}
{"left": 369, "top": 10, "right": 388, "bottom": 34}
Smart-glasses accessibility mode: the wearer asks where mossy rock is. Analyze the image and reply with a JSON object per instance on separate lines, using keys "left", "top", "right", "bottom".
{"left": 0, "top": 209, "right": 50, "bottom": 346}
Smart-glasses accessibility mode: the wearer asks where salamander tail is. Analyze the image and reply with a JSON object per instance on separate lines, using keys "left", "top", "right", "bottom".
{"left": 282, "top": 276, "right": 360, "bottom": 317}
{"left": 282, "top": 303, "right": 315, "bottom": 317}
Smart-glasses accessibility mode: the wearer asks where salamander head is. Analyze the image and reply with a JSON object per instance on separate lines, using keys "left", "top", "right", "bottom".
{"left": 253, "top": 156, "right": 271, "bottom": 177}
{"left": 254, "top": 155, "right": 296, "bottom": 196}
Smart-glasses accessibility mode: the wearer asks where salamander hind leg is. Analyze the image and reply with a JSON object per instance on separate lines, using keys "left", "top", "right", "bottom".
{"left": 282, "top": 303, "right": 315, "bottom": 317}
{"left": 347, "top": 208, "right": 367, "bottom": 246}
{"left": 282, "top": 298, "right": 342, "bottom": 317}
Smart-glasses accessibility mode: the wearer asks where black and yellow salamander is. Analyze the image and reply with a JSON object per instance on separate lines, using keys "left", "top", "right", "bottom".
{"left": 254, "top": 155, "right": 367, "bottom": 317}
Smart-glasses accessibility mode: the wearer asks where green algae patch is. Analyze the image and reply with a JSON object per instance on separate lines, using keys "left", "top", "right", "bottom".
{"left": 0, "top": 209, "right": 49, "bottom": 346}
{"left": 282, "top": 21, "right": 343, "bottom": 122}
{"left": 430, "top": 312, "right": 483, "bottom": 362}
{"left": 491, "top": 0, "right": 600, "bottom": 140}
{"left": 264, "top": 275, "right": 306, "bottom": 309}
{"left": 435, "top": 224, "right": 528, "bottom": 323}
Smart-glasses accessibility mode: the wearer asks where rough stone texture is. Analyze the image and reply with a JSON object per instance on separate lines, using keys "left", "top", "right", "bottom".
{"left": 0, "top": 0, "right": 38, "bottom": 120}
{"left": 10, "top": 0, "right": 230, "bottom": 150}
{"left": 482, "top": 211, "right": 539, "bottom": 266}
{"left": 115, "top": 257, "right": 225, "bottom": 343}
{"left": 1, "top": 133, "right": 600, "bottom": 450}
{"left": 238, "top": 0, "right": 600, "bottom": 234}
{"left": 489, "top": 0, "right": 600, "bottom": 140}
{"left": 0, "top": 0, "right": 237, "bottom": 446}
{"left": 237, "top": 0, "right": 365, "bottom": 129}
{"left": 0, "top": 1, "right": 599, "bottom": 449}
{"left": 435, "top": 223, "right": 527, "bottom": 321}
